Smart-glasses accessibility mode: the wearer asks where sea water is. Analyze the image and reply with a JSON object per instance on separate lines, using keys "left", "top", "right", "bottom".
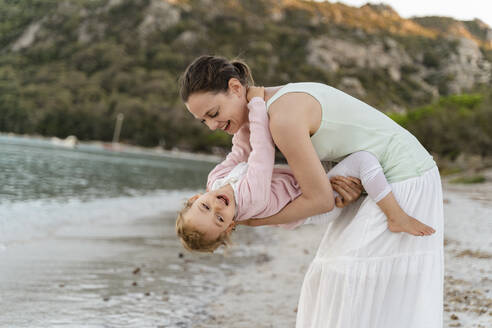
{"left": 0, "top": 135, "right": 265, "bottom": 327}
{"left": 0, "top": 135, "right": 214, "bottom": 245}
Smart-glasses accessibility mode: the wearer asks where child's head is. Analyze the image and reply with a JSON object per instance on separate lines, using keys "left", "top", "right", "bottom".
{"left": 175, "top": 187, "right": 236, "bottom": 253}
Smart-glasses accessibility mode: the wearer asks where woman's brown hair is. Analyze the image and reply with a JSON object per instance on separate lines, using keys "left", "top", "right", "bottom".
{"left": 179, "top": 55, "right": 254, "bottom": 102}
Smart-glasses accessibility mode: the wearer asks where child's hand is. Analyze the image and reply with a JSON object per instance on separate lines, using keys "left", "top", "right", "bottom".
{"left": 247, "top": 86, "right": 265, "bottom": 102}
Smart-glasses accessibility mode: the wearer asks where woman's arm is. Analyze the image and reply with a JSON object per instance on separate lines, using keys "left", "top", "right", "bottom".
{"left": 239, "top": 176, "right": 363, "bottom": 227}
{"left": 247, "top": 93, "right": 336, "bottom": 226}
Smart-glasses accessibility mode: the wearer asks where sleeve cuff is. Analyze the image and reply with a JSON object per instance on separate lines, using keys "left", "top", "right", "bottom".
{"left": 248, "top": 97, "right": 266, "bottom": 105}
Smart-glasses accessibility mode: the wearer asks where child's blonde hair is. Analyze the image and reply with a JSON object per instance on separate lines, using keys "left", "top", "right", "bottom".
{"left": 175, "top": 198, "right": 232, "bottom": 253}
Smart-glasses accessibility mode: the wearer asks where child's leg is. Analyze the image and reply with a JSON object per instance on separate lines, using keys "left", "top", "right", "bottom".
{"left": 327, "top": 151, "right": 391, "bottom": 202}
{"left": 332, "top": 152, "right": 435, "bottom": 236}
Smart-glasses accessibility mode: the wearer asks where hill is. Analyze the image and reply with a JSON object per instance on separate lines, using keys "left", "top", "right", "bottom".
{"left": 0, "top": 0, "right": 491, "bottom": 156}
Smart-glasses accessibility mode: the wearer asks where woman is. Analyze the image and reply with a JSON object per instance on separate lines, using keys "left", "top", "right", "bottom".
{"left": 180, "top": 55, "right": 443, "bottom": 328}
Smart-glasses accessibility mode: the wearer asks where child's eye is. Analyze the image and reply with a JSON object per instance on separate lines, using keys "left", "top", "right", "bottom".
{"left": 218, "top": 216, "right": 224, "bottom": 222}
{"left": 202, "top": 203, "right": 209, "bottom": 210}
{"left": 210, "top": 111, "right": 218, "bottom": 118}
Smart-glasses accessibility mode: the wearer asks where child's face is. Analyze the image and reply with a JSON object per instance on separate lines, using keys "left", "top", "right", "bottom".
{"left": 185, "top": 186, "right": 236, "bottom": 240}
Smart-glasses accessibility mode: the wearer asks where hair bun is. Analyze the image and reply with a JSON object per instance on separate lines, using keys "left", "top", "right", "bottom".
{"left": 231, "top": 60, "right": 254, "bottom": 86}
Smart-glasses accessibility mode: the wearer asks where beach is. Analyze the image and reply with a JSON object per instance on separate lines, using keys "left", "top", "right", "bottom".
{"left": 196, "top": 177, "right": 492, "bottom": 328}
{"left": 1, "top": 176, "right": 490, "bottom": 327}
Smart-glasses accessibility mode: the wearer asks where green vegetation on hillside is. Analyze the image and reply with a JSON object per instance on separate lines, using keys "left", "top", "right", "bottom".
{"left": 0, "top": 0, "right": 490, "bottom": 159}
{"left": 389, "top": 91, "right": 492, "bottom": 158}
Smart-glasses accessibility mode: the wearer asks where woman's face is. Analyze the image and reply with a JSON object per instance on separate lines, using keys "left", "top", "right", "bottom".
{"left": 185, "top": 78, "right": 249, "bottom": 135}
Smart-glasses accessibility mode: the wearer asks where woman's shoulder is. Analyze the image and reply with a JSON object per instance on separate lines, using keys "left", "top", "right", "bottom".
{"left": 267, "top": 82, "right": 328, "bottom": 135}
{"left": 266, "top": 82, "right": 329, "bottom": 110}
{"left": 265, "top": 81, "right": 327, "bottom": 101}
{"left": 267, "top": 93, "right": 322, "bottom": 138}
{"left": 267, "top": 82, "right": 324, "bottom": 113}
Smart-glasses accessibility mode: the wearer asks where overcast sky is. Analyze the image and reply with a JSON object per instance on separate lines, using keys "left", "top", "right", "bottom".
{"left": 317, "top": 1, "right": 492, "bottom": 27}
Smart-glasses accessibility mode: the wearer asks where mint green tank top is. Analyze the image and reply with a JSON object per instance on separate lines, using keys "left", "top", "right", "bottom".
{"left": 266, "top": 82, "right": 436, "bottom": 183}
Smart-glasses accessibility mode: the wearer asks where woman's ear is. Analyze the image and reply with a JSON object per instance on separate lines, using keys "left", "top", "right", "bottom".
{"left": 228, "top": 78, "right": 245, "bottom": 98}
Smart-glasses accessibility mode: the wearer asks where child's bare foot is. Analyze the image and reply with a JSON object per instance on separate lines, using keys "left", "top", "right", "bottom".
{"left": 387, "top": 214, "right": 435, "bottom": 236}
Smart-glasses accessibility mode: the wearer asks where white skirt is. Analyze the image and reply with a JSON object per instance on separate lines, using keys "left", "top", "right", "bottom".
{"left": 296, "top": 166, "right": 444, "bottom": 328}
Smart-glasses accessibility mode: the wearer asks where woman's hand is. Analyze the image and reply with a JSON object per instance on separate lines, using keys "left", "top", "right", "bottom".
{"left": 330, "top": 176, "right": 364, "bottom": 208}
{"left": 247, "top": 86, "right": 265, "bottom": 102}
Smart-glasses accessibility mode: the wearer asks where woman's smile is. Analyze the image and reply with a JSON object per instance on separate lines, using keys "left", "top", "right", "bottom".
{"left": 223, "top": 120, "right": 231, "bottom": 132}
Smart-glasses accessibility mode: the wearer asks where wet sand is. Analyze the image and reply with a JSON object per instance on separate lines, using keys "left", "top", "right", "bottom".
{"left": 0, "top": 209, "right": 284, "bottom": 327}
{"left": 1, "top": 183, "right": 491, "bottom": 327}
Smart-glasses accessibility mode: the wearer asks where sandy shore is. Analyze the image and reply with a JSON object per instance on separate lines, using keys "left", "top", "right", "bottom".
{"left": 1, "top": 182, "right": 491, "bottom": 327}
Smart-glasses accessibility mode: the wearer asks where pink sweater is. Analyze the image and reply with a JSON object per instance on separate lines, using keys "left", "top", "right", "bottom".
{"left": 206, "top": 97, "right": 302, "bottom": 223}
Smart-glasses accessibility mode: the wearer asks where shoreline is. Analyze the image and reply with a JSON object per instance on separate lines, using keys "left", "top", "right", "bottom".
{"left": 0, "top": 132, "right": 223, "bottom": 164}
{"left": 3, "top": 132, "right": 492, "bottom": 173}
